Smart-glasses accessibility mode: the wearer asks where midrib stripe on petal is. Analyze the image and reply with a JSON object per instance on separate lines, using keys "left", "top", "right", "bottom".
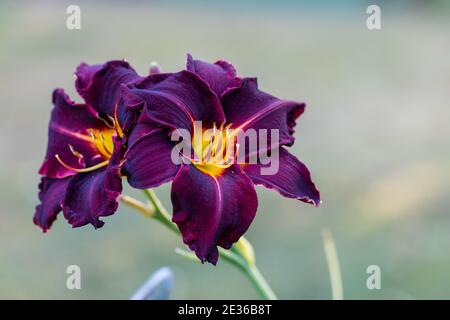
{"left": 235, "top": 99, "right": 293, "bottom": 132}
{"left": 51, "top": 123, "right": 93, "bottom": 143}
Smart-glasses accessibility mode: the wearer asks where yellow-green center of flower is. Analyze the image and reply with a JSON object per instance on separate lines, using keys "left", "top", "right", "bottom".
{"left": 91, "top": 128, "right": 116, "bottom": 159}
{"left": 55, "top": 126, "right": 117, "bottom": 174}
{"left": 191, "top": 122, "right": 239, "bottom": 177}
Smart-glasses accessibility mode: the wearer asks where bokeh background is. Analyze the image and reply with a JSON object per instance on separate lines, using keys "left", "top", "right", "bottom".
{"left": 1, "top": 0, "right": 450, "bottom": 299}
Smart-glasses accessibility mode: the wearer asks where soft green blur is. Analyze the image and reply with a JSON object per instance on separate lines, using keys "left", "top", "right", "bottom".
{"left": 1, "top": 0, "right": 450, "bottom": 299}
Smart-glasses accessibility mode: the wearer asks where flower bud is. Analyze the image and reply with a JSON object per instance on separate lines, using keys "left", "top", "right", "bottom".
{"left": 150, "top": 62, "right": 161, "bottom": 75}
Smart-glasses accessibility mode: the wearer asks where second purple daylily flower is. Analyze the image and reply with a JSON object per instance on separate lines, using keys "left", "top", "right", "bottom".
{"left": 121, "top": 55, "right": 320, "bottom": 264}
{"left": 35, "top": 61, "right": 142, "bottom": 230}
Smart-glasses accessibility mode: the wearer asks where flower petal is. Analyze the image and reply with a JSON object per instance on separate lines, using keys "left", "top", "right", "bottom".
{"left": 39, "top": 89, "right": 111, "bottom": 179}
{"left": 222, "top": 78, "right": 305, "bottom": 147}
{"left": 171, "top": 165, "right": 258, "bottom": 264}
{"left": 62, "top": 139, "right": 124, "bottom": 228}
{"left": 62, "top": 167, "right": 122, "bottom": 228}
{"left": 33, "top": 177, "right": 70, "bottom": 232}
{"left": 122, "top": 71, "right": 225, "bottom": 131}
{"left": 243, "top": 147, "right": 320, "bottom": 206}
{"left": 75, "top": 60, "right": 142, "bottom": 121}
{"left": 186, "top": 54, "right": 241, "bottom": 97}
{"left": 122, "top": 124, "right": 180, "bottom": 189}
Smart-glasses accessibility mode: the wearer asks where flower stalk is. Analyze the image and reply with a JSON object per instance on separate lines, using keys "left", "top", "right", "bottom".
{"left": 119, "top": 190, "right": 277, "bottom": 300}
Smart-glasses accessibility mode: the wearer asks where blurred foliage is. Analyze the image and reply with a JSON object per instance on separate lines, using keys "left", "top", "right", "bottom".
{"left": 0, "top": 0, "right": 449, "bottom": 299}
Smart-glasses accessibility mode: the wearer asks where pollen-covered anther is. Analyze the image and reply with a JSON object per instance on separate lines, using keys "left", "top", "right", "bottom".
{"left": 69, "top": 144, "right": 83, "bottom": 161}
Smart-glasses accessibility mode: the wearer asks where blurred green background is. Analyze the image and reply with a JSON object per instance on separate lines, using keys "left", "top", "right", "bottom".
{"left": 1, "top": 0, "right": 450, "bottom": 299}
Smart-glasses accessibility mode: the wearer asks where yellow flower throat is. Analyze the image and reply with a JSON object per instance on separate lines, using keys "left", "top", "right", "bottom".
{"left": 191, "top": 122, "right": 239, "bottom": 177}
{"left": 55, "top": 128, "right": 116, "bottom": 174}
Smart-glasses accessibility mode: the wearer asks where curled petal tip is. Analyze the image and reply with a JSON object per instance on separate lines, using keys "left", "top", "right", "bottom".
{"left": 35, "top": 223, "right": 49, "bottom": 233}
{"left": 185, "top": 54, "right": 240, "bottom": 97}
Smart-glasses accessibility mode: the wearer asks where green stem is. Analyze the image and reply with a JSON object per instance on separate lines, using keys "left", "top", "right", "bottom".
{"left": 245, "top": 265, "right": 278, "bottom": 300}
{"left": 119, "top": 190, "right": 277, "bottom": 300}
{"left": 142, "top": 189, "right": 179, "bottom": 234}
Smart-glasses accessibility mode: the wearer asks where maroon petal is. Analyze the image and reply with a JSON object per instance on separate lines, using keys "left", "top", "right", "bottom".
{"left": 62, "top": 139, "right": 124, "bottom": 228}
{"left": 122, "top": 71, "right": 225, "bottom": 131}
{"left": 34, "top": 177, "right": 70, "bottom": 232}
{"left": 75, "top": 60, "right": 142, "bottom": 121}
{"left": 186, "top": 54, "right": 241, "bottom": 97}
{"left": 122, "top": 124, "right": 180, "bottom": 189}
{"left": 222, "top": 78, "right": 305, "bottom": 147}
{"left": 243, "top": 148, "right": 320, "bottom": 206}
{"left": 171, "top": 165, "right": 258, "bottom": 264}
{"left": 39, "top": 89, "right": 111, "bottom": 179}
{"left": 62, "top": 166, "right": 122, "bottom": 228}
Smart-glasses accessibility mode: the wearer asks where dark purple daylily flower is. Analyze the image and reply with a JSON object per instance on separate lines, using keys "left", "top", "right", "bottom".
{"left": 121, "top": 54, "right": 320, "bottom": 264}
{"left": 34, "top": 60, "right": 142, "bottom": 231}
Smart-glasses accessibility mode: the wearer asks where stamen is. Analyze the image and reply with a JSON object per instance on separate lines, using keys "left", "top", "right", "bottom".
{"left": 55, "top": 154, "right": 109, "bottom": 173}
{"left": 88, "top": 128, "right": 115, "bottom": 159}
{"left": 101, "top": 133, "right": 114, "bottom": 155}
{"left": 106, "top": 115, "right": 116, "bottom": 128}
{"left": 69, "top": 145, "right": 83, "bottom": 160}
{"left": 211, "top": 133, "right": 226, "bottom": 164}
{"left": 210, "top": 130, "right": 223, "bottom": 159}
{"left": 96, "top": 114, "right": 116, "bottom": 130}
{"left": 113, "top": 107, "right": 124, "bottom": 138}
